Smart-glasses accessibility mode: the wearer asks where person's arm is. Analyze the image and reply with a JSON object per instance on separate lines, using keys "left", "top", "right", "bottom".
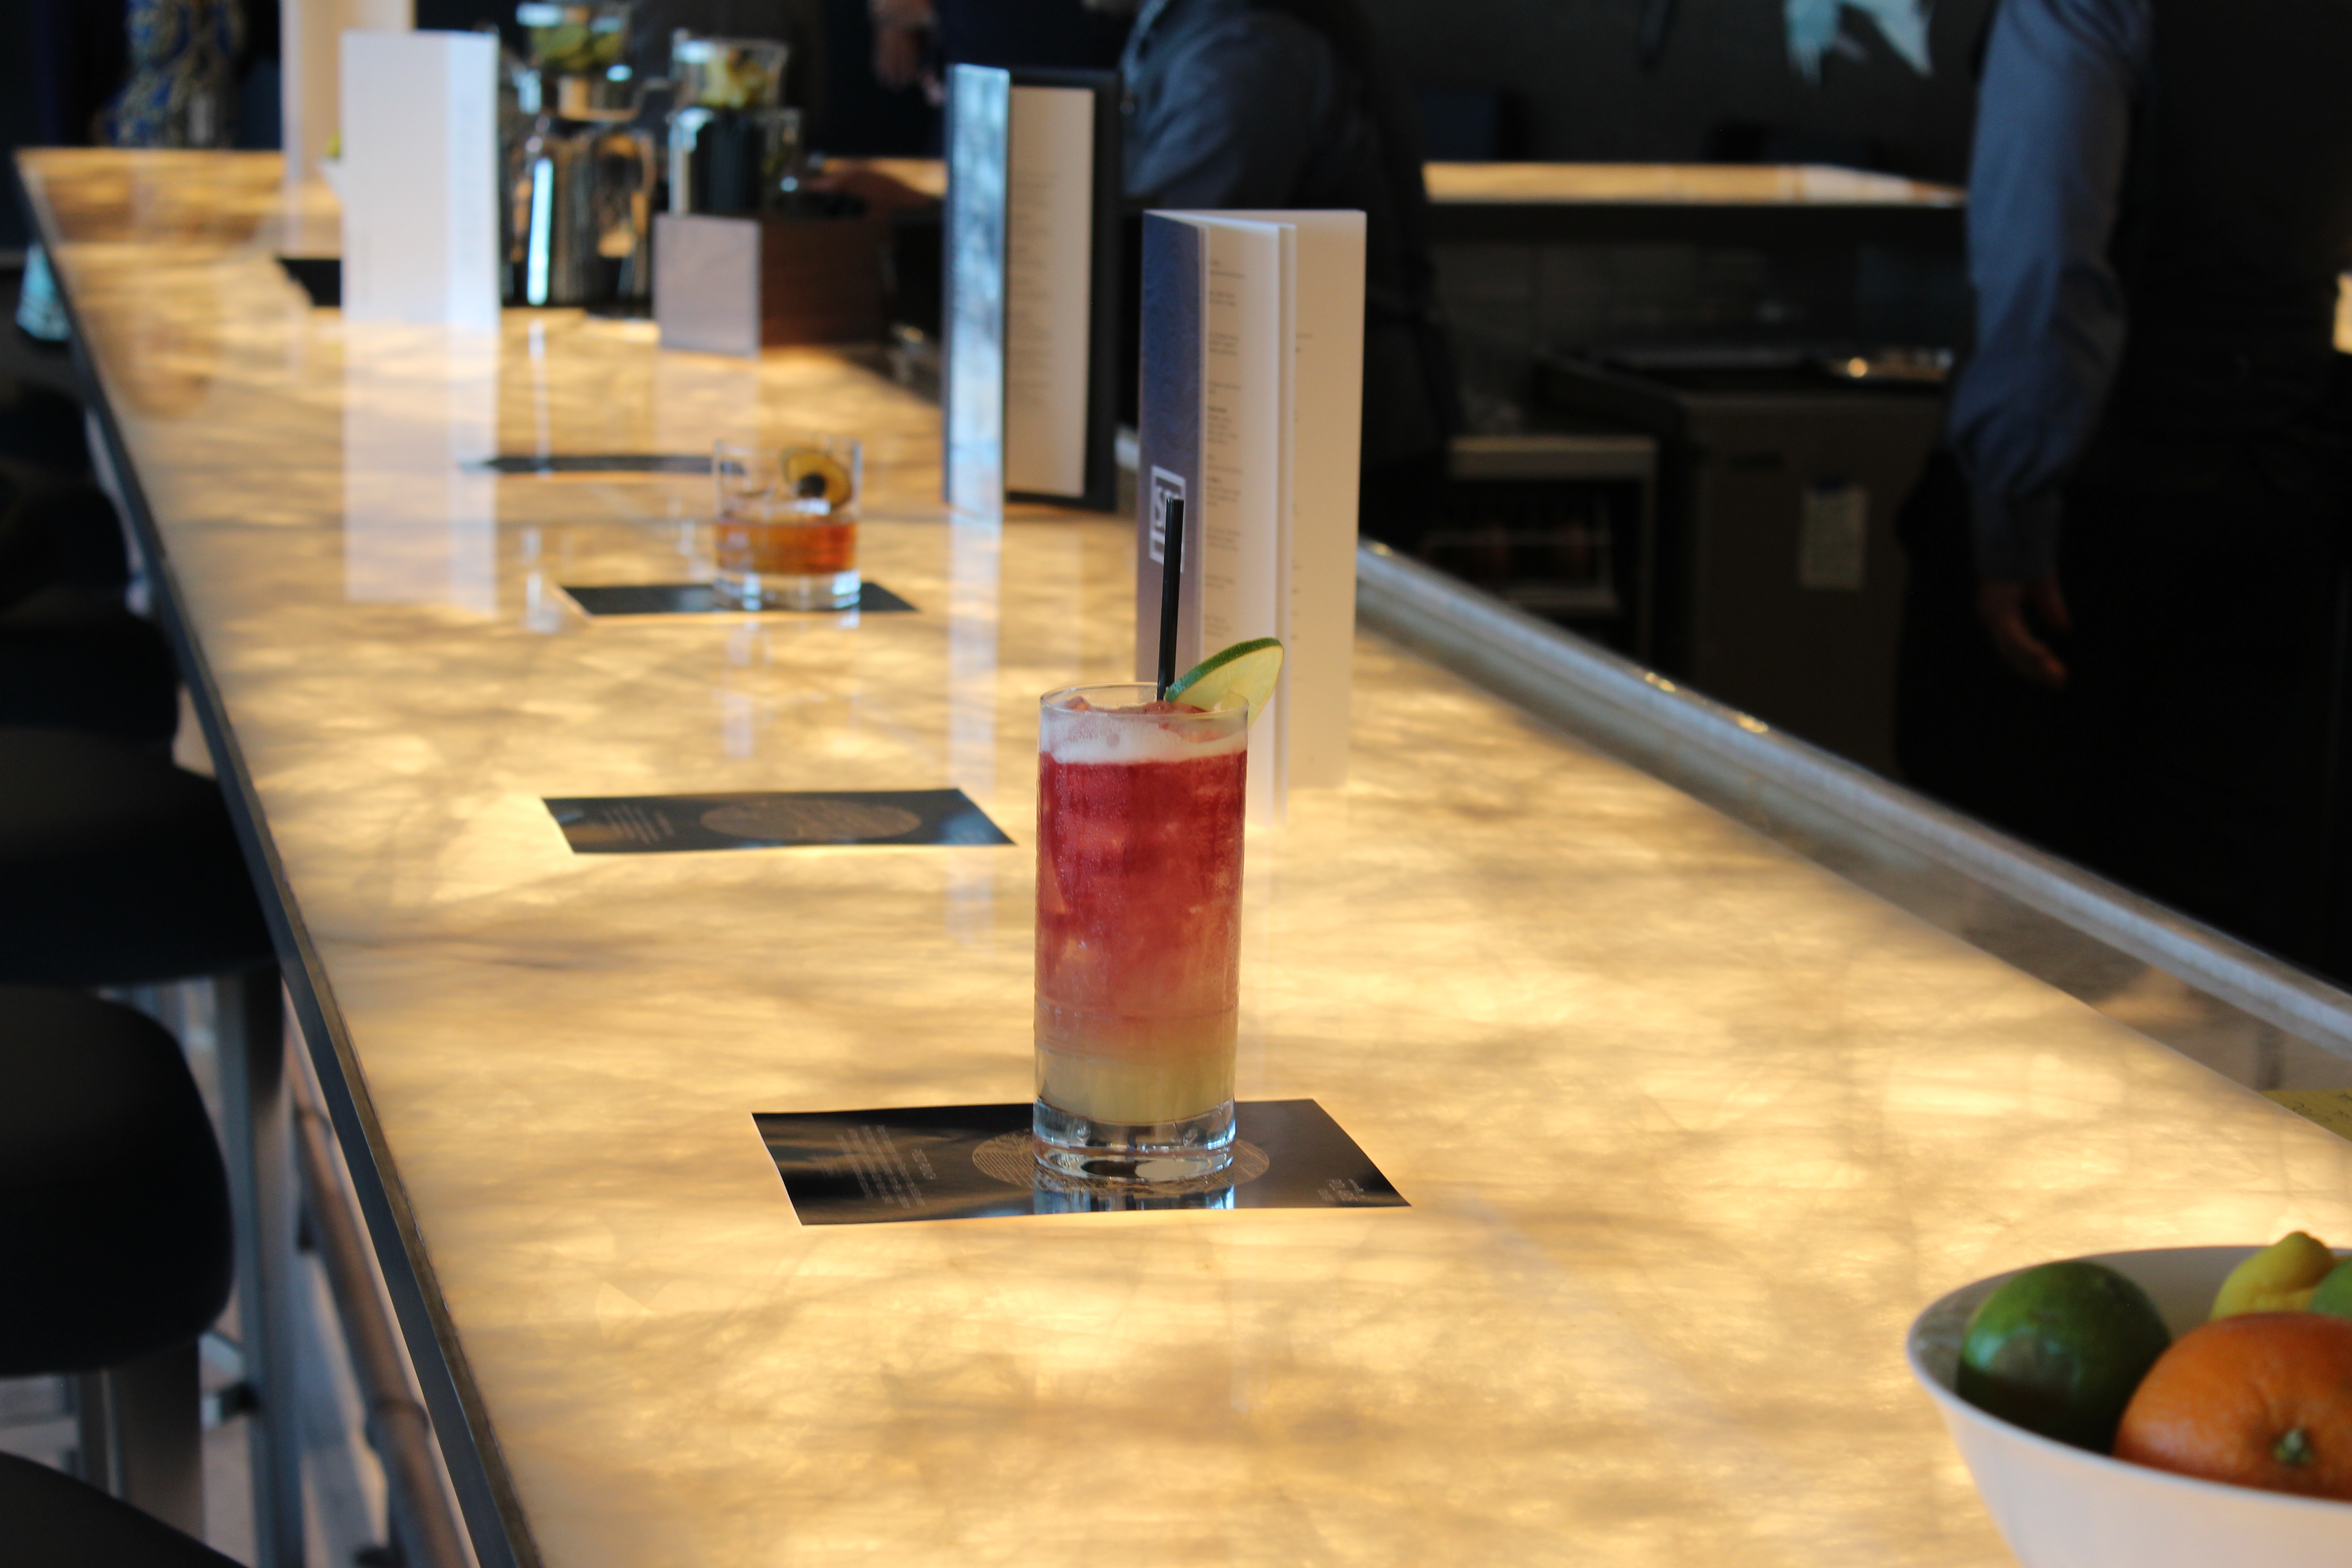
{"left": 1948, "top": 0, "right": 2148, "bottom": 682}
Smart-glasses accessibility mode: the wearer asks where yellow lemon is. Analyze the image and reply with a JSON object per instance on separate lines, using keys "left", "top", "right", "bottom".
{"left": 2212, "top": 1231, "right": 2337, "bottom": 1319}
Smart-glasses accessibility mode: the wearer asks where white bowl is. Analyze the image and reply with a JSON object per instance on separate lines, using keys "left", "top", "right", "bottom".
{"left": 1908, "top": 1247, "right": 2352, "bottom": 1567}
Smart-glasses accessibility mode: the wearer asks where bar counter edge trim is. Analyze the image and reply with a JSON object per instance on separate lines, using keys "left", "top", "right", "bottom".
{"left": 15, "top": 157, "right": 541, "bottom": 1568}
{"left": 1356, "top": 540, "right": 2352, "bottom": 1059}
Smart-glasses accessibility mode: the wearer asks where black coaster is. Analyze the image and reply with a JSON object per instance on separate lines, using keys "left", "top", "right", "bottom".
{"left": 276, "top": 255, "right": 340, "bottom": 307}
{"left": 754, "top": 1100, "right": 1407, "bottom": 1223}
{"left": 560, "top": 581, "right": 916, "bottom": 617}
{"left": 473, "top": 454, "right": 710, "bottom": 475}
{"left": 545, "top": 788, "right": 1009, "bottom": 853}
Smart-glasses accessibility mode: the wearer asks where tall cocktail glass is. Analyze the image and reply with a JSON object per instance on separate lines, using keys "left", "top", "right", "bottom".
{"left": 711, "top": 435, "right": 861, "bottom": 609}
{"left": 1034, "top": 684, "right": 1247, "bottom": 1182}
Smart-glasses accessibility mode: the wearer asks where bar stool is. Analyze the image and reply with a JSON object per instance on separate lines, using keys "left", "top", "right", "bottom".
{"left": 0, "top": 585, "right": 179, "bottom": 745}
{"left": 0, "top": 987, "right": 235, "bottom": 1540}
{"left": 0, "top": 727, "right": 304, "bottom": 1564}
{"left": 0, "top": 378, "right": 93, "bottom": 475}
{"left": 0, "top": 457, "right": 130, "bottom": 602}
{"left": 0, "top": 460, "right": 174, "bottom": 745}
{"left": 0, "top": 1453, "right": 240, "bottom": 1567}
{"left": 0, "top": 728, "right": 268, "bottom": 986}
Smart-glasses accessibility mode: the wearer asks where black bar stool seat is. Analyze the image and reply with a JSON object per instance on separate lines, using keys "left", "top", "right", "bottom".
{"left": 0, "top": 586, "right": 178, "bottom": 745}
{"left": 0, "top": 987, "right": 234, "bottom": 1375}
{"left": 0, "top": 728, "right": 271, "bottom": 987}
{"left": 0, "top": 458, "right": 171, "bottom": 744}
{"left": 0, "top": 1451, "right": 239, "bottom": 1568}
{"left": 0, "top": 381, "right": 93, "bottom": 477}
{"left": 0, "top": 458, "right": 127, "bottom": 606}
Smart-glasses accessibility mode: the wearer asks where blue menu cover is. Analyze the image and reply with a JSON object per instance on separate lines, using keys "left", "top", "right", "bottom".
{"left": 943, "top": 64, "right": 1009, "bottom": 516}
{"left": 944, "top": 66, "right": 1122, "bottom": 514}
{"left": 1134, "top": 212, "right": 1204, "bottom": 679}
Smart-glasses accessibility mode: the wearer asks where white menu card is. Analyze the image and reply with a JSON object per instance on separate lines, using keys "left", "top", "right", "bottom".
{"left": 1135, "top": 210, "right": 1367, "bottom": 821}
{"left": 943, "top": 64, "right": 1119, "bottom": 514}
{"left": 340, "top": 30, "right": 500, "bottom": 330}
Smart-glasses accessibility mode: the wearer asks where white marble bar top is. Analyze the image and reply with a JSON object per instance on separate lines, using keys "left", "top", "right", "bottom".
{"left": 21, "top": 150, "right": 2349, "bottom": 1568}
{"left": 1420, "top": 161, "right": 1963, "bottom": 207}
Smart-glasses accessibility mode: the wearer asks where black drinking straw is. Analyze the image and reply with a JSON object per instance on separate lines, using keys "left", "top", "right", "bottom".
{"left": 1155, "top": 496, "right": 1186, "bottom": 698}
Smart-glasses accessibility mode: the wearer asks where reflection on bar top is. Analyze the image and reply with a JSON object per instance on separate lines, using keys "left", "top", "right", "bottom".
{"left": 849, "top": 157, "right": 1963, "bottom": 208}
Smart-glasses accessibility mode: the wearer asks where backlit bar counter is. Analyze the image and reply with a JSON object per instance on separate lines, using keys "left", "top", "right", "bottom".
{"left": 24, "top": 149, "right": 2352, "bottom": 1568}
{"left": 839, "top": 156, "right": 1966, "bottom": 245}
{"left": 848, "top": 155, "right": 1966, "bottom": 207}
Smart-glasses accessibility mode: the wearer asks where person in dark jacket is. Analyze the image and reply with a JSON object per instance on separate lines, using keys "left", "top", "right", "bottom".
{"left": 936, "top": 0, "right": 1130, "bottom": 71}
{"left": 1896, "top": 0, "right": 2352, "bottom": 974}
{"left": 1116, "top": 0, "right": 1457, "bottom": 539}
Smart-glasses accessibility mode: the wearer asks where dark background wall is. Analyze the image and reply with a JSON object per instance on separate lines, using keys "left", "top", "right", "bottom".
{"left": 3, "top": 0, "right": 2002, "bottom": 252}
{"left": 1364, "top": 0, "right": 1997, "bottom": 181}
{"left": 0, "top": 3, "right": 36, "bottom": 253}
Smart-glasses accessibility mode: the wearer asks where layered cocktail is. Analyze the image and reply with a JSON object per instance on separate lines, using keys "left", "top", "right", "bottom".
{"left": 1033, "top": 684, "right": 1247, "bottom": 1181}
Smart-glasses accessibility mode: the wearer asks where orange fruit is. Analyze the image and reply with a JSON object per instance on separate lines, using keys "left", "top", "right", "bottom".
{"left": 2113, "top": 1312, "right": 2352, "bottom": 1500}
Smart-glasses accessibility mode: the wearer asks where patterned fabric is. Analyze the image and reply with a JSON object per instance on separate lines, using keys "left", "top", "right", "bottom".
{"left": 103, "top": 0, "right": 245, "bottom": 150}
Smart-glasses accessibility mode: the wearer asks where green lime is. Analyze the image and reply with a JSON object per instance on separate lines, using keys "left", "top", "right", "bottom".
{"left": 2310, "top": 1259, "right": 2352, "bottom": 1319}
{"left": 1956, "top": 1260, "right": 2172, "bottom": 1451}
{"left": 1165, "top": 637, "right": 1285, "bottom": 725}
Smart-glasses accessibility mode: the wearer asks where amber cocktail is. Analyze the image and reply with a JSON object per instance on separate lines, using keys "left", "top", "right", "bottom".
{"left": 1033, "top": 684, "right": 1247, "bottom": 1182}
{"left": 712, "top": 436, "right": 861, "bottom": 609}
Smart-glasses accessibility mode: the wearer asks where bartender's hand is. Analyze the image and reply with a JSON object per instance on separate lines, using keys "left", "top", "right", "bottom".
{"left": 1977, "top": 574, "right": 2071, "bottom": 689}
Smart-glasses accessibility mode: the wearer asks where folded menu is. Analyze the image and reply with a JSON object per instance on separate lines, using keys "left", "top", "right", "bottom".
{"left": 340, "top": 30, "right": 500, "bottom": 329}
{"left": 942, "top": 64, "right": 1122, "bottom": 514}
{"left": 1134, "top": 210, "right": 1367, "bottom": 821}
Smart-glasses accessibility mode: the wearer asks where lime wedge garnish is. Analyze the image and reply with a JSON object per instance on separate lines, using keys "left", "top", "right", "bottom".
{"left": 1166, "top": 637, "right": 1284, "bottom": 725}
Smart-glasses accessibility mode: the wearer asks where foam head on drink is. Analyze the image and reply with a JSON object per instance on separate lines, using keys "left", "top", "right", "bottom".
{"left": 1034, "top": 689, "right": 1247, "bottom": 1134}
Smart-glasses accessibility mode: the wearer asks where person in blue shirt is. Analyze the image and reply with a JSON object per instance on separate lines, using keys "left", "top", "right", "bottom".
{"left": 1897, "top": 0, "right": 2352, "bottom": 973}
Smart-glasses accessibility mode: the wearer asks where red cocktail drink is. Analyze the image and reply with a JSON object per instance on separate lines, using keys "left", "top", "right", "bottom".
{"left": 1034, "top": 684, "right": 1247, "bottom": 1181}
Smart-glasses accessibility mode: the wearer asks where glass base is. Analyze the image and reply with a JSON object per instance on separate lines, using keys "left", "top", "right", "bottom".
{"left": 712, "top": 567, "right": 858, "bottom": 611}
{"left": 1033, "top": 1097, "right": 1235, "bottom": 1184}
{"left": 1031, "top": 1178, "right": 1235, "bottom": 1215}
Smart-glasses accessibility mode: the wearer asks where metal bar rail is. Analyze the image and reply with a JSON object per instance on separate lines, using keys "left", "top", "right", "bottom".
{"left": 290, "top": 1023, "right": 477, "bottom": 1568}
{"left": 1355, "top": 540, "right": 2352, "bottom": 1059}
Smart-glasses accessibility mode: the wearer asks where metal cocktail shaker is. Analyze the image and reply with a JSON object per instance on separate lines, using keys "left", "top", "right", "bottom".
{"left": 666, "top": 33, "right": 799, "bottom": 216}
{"left": 504, "top": 1, "right": 657, "bottom": 306}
